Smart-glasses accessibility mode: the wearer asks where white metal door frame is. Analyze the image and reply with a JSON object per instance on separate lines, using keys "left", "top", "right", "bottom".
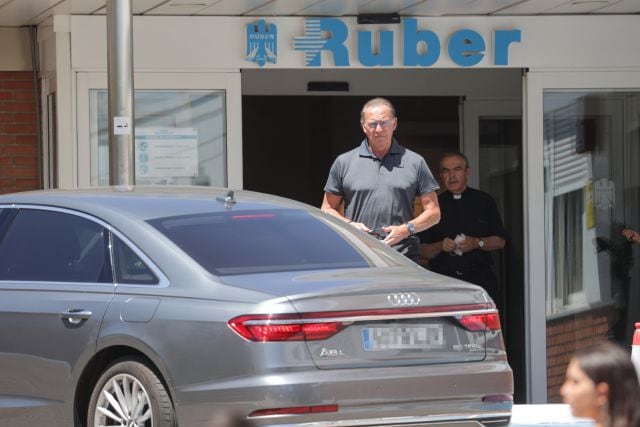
{"left": 524, "top": 69, "right": 640, "bottom": 403}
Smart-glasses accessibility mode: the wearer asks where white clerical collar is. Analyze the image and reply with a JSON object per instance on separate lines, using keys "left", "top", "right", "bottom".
{"left": 453, "top": 194, "right": 462, "bottom": 199}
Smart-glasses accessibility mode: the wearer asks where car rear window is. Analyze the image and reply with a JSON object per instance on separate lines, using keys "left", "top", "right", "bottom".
{"left": 147, "top": 209, "right": 370, "bottom": 275}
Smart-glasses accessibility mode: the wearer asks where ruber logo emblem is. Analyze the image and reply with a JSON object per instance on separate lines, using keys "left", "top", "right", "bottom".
{"left": 387, "top": 292, "right": 421, "bottom": 306}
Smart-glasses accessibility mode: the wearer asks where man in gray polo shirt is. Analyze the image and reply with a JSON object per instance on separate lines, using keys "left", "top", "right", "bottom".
{"left": 321, "top": 97, "right": 441, "bottom": 262}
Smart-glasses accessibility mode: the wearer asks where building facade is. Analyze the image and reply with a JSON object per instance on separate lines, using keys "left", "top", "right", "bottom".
{"left": 0, "top": 28, "right": 40, "bottom": 194}
{"left": 2, "top": 5, "right": 640, "bottom": 404}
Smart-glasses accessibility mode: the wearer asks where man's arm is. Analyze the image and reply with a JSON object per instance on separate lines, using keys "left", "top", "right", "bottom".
{"left": 424, "top": 232, "right": 505, "bottom": 258}
{"left": 321, "top": 192, "right": 371, "bottom": 232}
{"left": 457, "top": 194, "right": 506, "bottom": 253}
{"left": 413, "top": 191, "right": 441, "bottom": 232}
{"left": 422, "top": 237, "right": 457, "bottom": 259}
{"left": 457, "top": 235, "right": 505, "bottom": 253}
{"left": 321, "top": 192, "right": 346, "bottom": 220}
{"left": 382, "top": 191, "right": 440, "bottom": 246}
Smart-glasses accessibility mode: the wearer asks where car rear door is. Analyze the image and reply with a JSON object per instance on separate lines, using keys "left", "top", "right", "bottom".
{"left": 0, "top": 207, "right": 115, "bottom": 425}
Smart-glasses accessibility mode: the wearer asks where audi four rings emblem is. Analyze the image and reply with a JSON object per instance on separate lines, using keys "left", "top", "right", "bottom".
{"left": 387, "top": 292, "right": 421, "bottom": 306}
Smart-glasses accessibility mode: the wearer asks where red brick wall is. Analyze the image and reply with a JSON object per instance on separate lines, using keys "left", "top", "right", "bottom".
{"left": 546, "top": 307, "right": 614, "bottom": 401}
{"left": 0, "top": 71, "right": 40, "bottom": 194}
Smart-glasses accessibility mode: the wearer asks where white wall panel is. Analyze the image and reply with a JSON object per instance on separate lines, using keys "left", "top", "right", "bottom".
{"left": 595, "top": 0, "right": 640, "bottom": 13}
{"left": 241, "top": 68, "right": 521, "bottom": 97}
{"left": 195, "top": 0, "right": 277, "bottom": 15}
{"left": 494, "top": 0, "right": 572, "bottom": 14}
{"left": 70, "top": 15, "right": 640, "bottom": 70}
{"left": 0, "top": 28, "right": 32, "bottom": 71}
{"left": 547, "top": 0, "right": 625, "bottom": 14}
{"left": 294, "top": 0, "right": 372, "bottom": 16}
{"left": 144, "top": 0, "right": 219, "bottom": 15}
{"left": 402, "top": 0, "right": 522, "bottom": 16}
{"left": 246, "top": 0, "right": 326, "bottom": 15}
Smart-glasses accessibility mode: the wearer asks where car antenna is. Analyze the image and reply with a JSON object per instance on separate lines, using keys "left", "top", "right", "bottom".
{"left": 216, "top": 190, "right": 236, "bottom": 208}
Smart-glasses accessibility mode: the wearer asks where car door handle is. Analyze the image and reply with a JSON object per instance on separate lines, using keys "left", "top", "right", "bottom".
{"left": 60, "top": 309, "right": 93, "bottom": 324}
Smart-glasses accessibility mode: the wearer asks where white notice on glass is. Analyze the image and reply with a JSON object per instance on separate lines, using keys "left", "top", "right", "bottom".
{"left": 135, "top": 128, "right": 198, "bottom": 178}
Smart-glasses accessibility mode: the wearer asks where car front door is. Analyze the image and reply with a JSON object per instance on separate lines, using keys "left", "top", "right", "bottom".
{"left": 0, "top": 207, "right": 115, "bottom": 425}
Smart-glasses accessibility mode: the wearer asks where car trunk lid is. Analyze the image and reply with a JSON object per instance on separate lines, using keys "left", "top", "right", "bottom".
{"left": 222, "top": 267, "right": 494, "bottom": 369}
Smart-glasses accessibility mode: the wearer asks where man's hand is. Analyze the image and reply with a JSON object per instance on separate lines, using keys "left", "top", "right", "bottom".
{"left": 457, "top": 236, "right": 480, "bottom": 253}
{"left": 623, "top": 228, "right": 639, "bottom": 243}
{"left": 349, "top": 221, "right": 372, "bottom": 233}
{"left": 381, "top": 224, "right": 410, "bottom": 246}
{"left": 441, "top": 237, "right": 457, "bottom": 253}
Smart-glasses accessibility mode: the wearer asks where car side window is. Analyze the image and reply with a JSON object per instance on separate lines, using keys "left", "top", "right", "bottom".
{"left": 0, "top": 209, "right": 113, "bottom": 283}
{"left": 112, "top": 235, "right": 158, "bottom": 285}
{"left": 0, "top": 208, "right": 10, "bottom": 232}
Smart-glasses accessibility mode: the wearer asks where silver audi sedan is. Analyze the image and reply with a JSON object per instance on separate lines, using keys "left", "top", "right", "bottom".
{"left": 0, "top": 186, "right": 512, "bottom": 427}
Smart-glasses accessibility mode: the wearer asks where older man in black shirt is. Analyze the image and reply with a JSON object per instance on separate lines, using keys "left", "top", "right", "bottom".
{"left": 420, "top": 152, "right": 506, "bottom": 305}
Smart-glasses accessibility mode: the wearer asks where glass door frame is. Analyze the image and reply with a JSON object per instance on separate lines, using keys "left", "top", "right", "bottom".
{"left": 525, "top": 70, "right": 640, "bottom": 403}
{"left": 75, "top": 72, "right": 242, "bottom": 188}
{"left": 40, "top": 76, "right": 56, "bottom": 189}
{"left": 462, "top": 98, "right": 522, "bottom": 187}
{"left": 462, "top": 97, "right": 526, "bottom": 402}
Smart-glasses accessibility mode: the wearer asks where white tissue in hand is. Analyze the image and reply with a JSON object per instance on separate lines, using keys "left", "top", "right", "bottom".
{"left": 453, "top": 233, "right": 465, "bottom": 256}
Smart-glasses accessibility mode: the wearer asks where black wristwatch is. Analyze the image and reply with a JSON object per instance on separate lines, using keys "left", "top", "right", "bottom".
{"left": 405, "top": 222, "right": 416, "bottom": 236}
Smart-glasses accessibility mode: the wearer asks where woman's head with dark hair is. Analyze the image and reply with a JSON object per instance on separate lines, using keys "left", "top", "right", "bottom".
{"left": 561, "top": 341, "right": 640, "bottom": 427}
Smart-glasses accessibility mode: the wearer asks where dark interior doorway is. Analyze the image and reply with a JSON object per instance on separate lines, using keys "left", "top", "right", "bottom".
{"left": 479, "top": 118, "right": 526, "bottom": 403}
{"left": 242, "top": 96, "right": 459, "bottom": 206}
{"left": 242, "top": 95, "right": 525, "bottom": 403}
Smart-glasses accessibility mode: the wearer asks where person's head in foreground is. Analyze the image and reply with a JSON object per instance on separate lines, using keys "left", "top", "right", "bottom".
{"left": 560, "top": 341, "right": 640, "bottom": 427}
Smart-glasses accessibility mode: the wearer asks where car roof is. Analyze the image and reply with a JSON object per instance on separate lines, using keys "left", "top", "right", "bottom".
{"left": 0, "top": 186, "right": 313, "bottom": 221}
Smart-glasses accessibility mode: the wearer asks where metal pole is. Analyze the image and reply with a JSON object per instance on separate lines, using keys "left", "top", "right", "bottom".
{"left": 106, "top": 0, "right": 135, "bottom": 186}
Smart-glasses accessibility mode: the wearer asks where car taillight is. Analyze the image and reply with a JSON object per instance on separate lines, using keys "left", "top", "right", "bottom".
{"left": 228, "top": 314, "right": 346, "bottom": 342}
{"left": 249, "top": 404, "right": 338, "bottom": 417}
{"left": 458, "top": 313, "right": 501, "bottom": 331}
{"left": 231, "top": 304, "right": 499, "bottom": 340}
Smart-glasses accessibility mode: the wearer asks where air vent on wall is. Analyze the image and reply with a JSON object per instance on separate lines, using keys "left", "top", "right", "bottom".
{"left": 307, "top": 82, "right": 349, "bottom": 92}
{"left": 357, "top": 13, "right": 400, "bottom": 24}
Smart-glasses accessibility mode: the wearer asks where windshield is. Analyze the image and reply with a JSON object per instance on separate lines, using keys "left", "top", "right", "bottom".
{"left": 148, "top": 209, "right": 383, "bottom": 275}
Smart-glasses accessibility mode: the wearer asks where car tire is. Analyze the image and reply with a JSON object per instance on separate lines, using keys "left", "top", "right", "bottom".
{"left": 87, "top": 357, "right": 175, "bottom": 427}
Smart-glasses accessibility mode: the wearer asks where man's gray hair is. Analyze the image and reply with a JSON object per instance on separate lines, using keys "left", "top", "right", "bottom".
{"left": 361, "top": 97, "right": 396, "bottom": 121}
{"left": 440, "top": 151, "right": 469, "bottom": 169}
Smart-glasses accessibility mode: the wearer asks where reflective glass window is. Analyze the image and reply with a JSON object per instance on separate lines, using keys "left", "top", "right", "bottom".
{"left": 0, "top": 209, "right": 8, "bottom": 227}
{"left": 90, "top": 90, "right": 226, "bottom": 186}
{"left": 147, "top": 209, "right": 380, "bottom": 276}
{"left": 544, "top": 91, "right": 640, "bottom": 400}
{"left": 0, "top": 209, "right": 112, "bottom": 283}
{"left": 112, "top": 235, "right": 158, "bottom": 285}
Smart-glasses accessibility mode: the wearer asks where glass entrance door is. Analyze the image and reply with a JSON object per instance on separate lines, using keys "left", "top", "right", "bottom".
{"left": 463, "top": 98, "right": 524, "bottom": 402}
{"left": 544, "top": 91, "right": 640, "bottom": 401}
{"left": 526, "top": 71, "right": 640, "bottom": 403}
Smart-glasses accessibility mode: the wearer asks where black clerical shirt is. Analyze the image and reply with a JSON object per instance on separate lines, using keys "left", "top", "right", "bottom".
{"left": 419, "top": 187, "right": 506, "bottom": 274}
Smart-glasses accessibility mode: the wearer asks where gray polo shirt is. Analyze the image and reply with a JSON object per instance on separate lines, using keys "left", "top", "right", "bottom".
{"left": 324, "top": 138, "right": 439, "bottom": 231}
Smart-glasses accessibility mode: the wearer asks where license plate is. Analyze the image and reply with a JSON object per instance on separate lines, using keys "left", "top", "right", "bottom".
{"left": 361, "top": 324, "right": 444, "bottom": 351}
